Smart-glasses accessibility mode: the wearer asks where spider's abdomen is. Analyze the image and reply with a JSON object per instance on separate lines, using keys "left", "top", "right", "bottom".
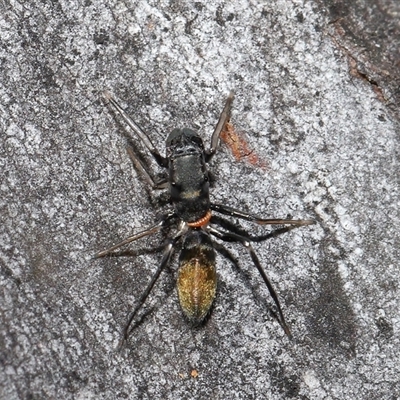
{"left": 177, "top": 230, "right": 217, "bottom": 323}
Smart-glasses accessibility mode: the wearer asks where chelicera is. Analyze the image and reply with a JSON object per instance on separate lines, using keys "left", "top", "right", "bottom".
{"left": 96, "top": 91, "right": 313, "bottom": 340}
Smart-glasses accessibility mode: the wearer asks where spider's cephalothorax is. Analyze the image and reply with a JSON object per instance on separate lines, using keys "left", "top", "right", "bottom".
{"left": 166, "top": 128, "right": 210, "bottom": 223}
{"left": 96, "top": 91, "right": 314, "bottom": 340}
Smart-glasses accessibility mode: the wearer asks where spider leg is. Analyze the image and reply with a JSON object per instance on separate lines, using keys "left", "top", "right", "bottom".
{"left": 123, "top": 238, "right": 175, "bottom": 340}
{"left": 123, "top": 222, "right": 187, "bottom": 340}
{"left": 206, "top": 90, "right": 235, "bottom": 162}
{"left": 213, "top": 239, "right": 288, "bottom": 330}
{"left": 211, "top": 203, "right": 314, "bottom": 226}
{"left": 212, "top": 241, "right": 238, "bottom": 266}
{"left": 208, "top": 226, "right": 292, "bottom": 338}
{"left": 210, "top": 215, "right": 298, "bottom": 243}
{"left": 102, "top": 91, "right": 168, "bottom": 167}
{"left": 94, "top": 213, "right": 176, "bottom": 258}
{"left": 126, "top": 145, "right": 168, "bottom": 190}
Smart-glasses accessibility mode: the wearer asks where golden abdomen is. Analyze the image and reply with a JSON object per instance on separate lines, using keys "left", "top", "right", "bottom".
{"left": 177, "top": 231, "right": 217, "bottom": 323}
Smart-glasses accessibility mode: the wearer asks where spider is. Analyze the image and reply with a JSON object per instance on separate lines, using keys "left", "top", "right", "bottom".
{"left": 96, "top": 91, "right": 314, "bottom": 340}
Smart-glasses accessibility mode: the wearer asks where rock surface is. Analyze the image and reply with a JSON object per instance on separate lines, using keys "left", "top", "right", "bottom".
{"left": 1, "top": 1, "right": 399, "bottom": 399}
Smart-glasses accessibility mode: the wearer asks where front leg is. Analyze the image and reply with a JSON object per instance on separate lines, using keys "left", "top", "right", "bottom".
{"left": 102, "top": 91, "right": 168, "bottom": 167}
{"left": 205, "top": 91, "right": 235, "bottom": 162}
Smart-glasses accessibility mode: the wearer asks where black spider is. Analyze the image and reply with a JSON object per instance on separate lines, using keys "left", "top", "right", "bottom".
{"left": 96, "top": 91, "right": 314, "bottom": 340}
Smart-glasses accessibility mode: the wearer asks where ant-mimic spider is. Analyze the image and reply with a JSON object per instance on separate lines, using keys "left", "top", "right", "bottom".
{"left": 95, "top": 91, "right": 314, "bottom": 341}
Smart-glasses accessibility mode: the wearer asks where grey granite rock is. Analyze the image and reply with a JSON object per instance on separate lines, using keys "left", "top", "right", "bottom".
{"left": 1, "top": 1, "right": 399, "bottom": 399}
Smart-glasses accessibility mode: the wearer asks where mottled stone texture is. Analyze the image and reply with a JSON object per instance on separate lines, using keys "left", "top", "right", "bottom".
{"left": 0, "top": 1, "right": 399, "bottom": 399}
